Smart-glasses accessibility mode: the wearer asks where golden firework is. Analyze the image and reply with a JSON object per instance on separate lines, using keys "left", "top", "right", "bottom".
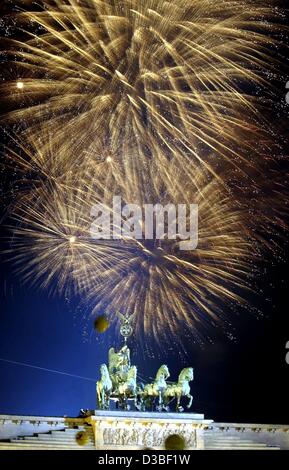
{"left": 1, "top": 1, "right": 287, "bottom": 346}
{"left": 1, "top": 0, "right": 283, "bottom": 181}
{"left": 6, "top": 163, "right": 256, "bottom": 344}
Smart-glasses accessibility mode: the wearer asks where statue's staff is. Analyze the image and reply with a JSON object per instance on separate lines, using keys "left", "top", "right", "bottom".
{"left": 117, "top": 311, "right": 134, "bottom": 344}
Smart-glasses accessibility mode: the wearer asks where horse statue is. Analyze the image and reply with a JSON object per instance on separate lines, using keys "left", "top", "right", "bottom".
{"left": 96, "top": 364, "right": 112, "bottom": 410}
{"left": 142, "top": 365, "right": 170, "bottom": 411}
{"left": 163, "top": 367, "right": 194, "bottom": 412}
{"left": 108, "top": 345, "right": 131, "bottom": 393}
{"left": 117, "top": 365, "right": 137, "bottom": 410}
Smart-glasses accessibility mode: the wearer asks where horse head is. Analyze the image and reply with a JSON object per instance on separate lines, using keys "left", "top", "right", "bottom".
{"left": 100, "top": 363, "right": 109, "bottom": 378}
{"left": 156, "top": 364, "right": 170, "bottom": 381}
{"left": 179, "top": 367, "right": 194, "bottom": 383}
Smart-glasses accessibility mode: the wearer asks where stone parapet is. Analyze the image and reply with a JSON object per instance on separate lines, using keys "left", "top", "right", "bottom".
{"left": 90, "top": 411, "right": 212, "bottom": 450}
{"left": 0, "top": 414, "right": 288, "bottom": 450}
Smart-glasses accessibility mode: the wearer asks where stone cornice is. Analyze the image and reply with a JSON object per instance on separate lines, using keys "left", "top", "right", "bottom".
{"left": 1, "top": 415, "right": 288, "bottom": 434}
{"left": 0, "top": 414, "right": 84, "bottom": 426}
{"left": 207, "top": 422, "right": 289, "bottom": 433}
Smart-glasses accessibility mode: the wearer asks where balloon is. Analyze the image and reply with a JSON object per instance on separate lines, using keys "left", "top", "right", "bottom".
{"left": 164, "top": 434, "right": 186, "bottom": 450}
{"left": 94, "top": 315, "right": 109, "bottom": 333}
{"left": 75, "top": 431, "right": 89, "bottom": 446}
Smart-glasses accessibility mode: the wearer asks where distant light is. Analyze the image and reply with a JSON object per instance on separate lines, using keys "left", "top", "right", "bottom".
{"left": 69, "top": 236, "right": 76, "bottom": 244}
{"left": 16, "top": 81, "right": 24, "bottom": 89}
{"left": 106, "top": 156, "right": 113, "bottom": 163}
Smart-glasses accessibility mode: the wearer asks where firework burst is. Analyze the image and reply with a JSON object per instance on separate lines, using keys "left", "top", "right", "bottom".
{"left": 1, "top": 0, "right": 285, "bottom": 179}
{"left": 0, "top": 1, "right": 288, "bottom": 346}
{"left": 6, "top": 162, "right": 258, "bottom": 345}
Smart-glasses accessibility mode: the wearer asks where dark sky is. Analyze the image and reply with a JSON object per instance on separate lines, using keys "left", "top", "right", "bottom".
{"left": 0, "top": 248, "right": 288, "bottom": 423}
{"left": 0, "top": 1, "right": 289, "bottom": 424}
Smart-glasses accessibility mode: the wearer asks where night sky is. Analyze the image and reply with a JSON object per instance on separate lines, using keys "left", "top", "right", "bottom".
{"left": 0, "top": 243, "right": 289, "bottom": 423}
{"left": 0, "top": 1, "right": 289, "bottom": 424}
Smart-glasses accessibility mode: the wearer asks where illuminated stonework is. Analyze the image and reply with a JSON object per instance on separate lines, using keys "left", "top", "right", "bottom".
{"left": 92, "top": 411, "right": 208, "bottom": 449}
{"left": 0, "top": 413, "right": 289, "bottom": 450}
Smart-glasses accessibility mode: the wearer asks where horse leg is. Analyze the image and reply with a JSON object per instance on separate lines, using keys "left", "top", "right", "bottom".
{"left": 118, "top": 395, "right": 123, "bottom": 410}
{"left": 162, "top": 395, "right": 169, "bottom": 412}
{"left": 176, "top": 393, "right": 184, "bottom": 412}
{"left": 101, "top": 389, "right": 106, "bottom": 410}
{"left": 135, "top": 392, "right": 141, "bottom": 411}
{"left": 98, "top": 387, "right": 103, "bottom": 409}
{"left": 156, "top": 391, "right": 162, "bottom": 412}
{"left": 125, "top": 393, "right": 131, "bottom": 411}
{"left": 97, "top": 383, "right": 102, "bottom": 409}
{"left": 102, "top": 388, "right": 109, "bottom": 410}
{"left": 122, "top": 392, "right": 127, "bottom": 410}
{"left": 105, "top": 390, "right": 110, "bottom": 410}
{"left": 96, "top": 384, "right": 99, "bottom": 408}
{"left": 186, "top": 393, "right": 193, "bottom": 409}
{"left": 119, "top": 394, "right": 126, "bottom": 411}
